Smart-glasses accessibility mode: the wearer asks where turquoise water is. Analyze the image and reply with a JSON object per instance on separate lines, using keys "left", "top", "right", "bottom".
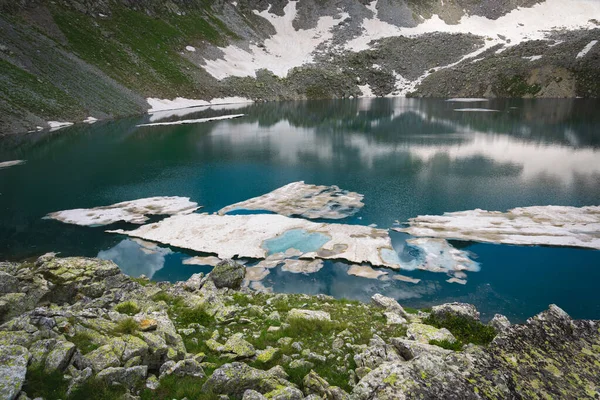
{"left": 262, "top": 229, "right": 332, "bottom": 255}
{"left": 1, "top": 98, "right": 599, "bottom": 322}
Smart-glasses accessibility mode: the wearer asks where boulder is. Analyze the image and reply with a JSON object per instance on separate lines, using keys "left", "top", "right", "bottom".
{"left": 183, "top": 273, "right": 205, "bottom": 292}
{"left": 406, "top": 323, "right": 456, "bottom": 344}
{"left": 243, "top": 390, "right": 267, "bottom": 400}
{"left": 210, "top": 260, "right": 246, "bottom": 289}
{"left": 203, "top": 362, "right": 295, "bottom": 398}
{"left": 390, "top": 337, "right": 453, "bottom": 360}
{"left": 430, "top": 302, "right": 480, "bottom": 322}
{"left": 0, "top": 345, "right": 30, "bottom": 400}
{"left": 256, "top": 347, "right": 281, "bottom": 364}
{"left": 287, "top": 309, "right": 331, "bottom": 322}
{"left": 489, "top": 313, "right": 511, "bottom": 333}
{"left": 0, "top": 271, "right": 19, "bottom": 294}
{"left": 159, "top": 358, "right": 205, "bottom": 379}
{"left": 83, "top": 344, "right": 121, "bottom": 372}
{"left": 371, "top": 294, "right": 409, "bottom": 319}
{"left": 45, "top": 340, "right": 76, "bottom": 372}
{"left": 354, "top": 335, "right": 403, "bottom": 370}
{"left": 303, "top": 370, "right": 350, "bottom": 400}
{"left": 97, "top": 366, "right": 148, "bottom": 389}
{"left": 222, "top": 333, "right": 256, "bottom": 359}
{"left": 264, "top": 386, "right": 304, "bottom": 400}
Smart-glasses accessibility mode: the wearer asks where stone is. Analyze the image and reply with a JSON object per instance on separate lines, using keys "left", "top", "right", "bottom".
{"left": 264, "top": 386, "right": 304, "bottom": 400}
{"left": 183, "top": 273, "right": 205, "bottom": 292}
{"left": 289, "top": 359, "right": 314, "bottom": 369}
{"left": 256, "top": 347, "right": 281, "bottom": 364}
{"left": 353, "top": 335, "right": 403, "bottom": 370}
{"left": 83, "top": 344, "right": 121, "bottom": 372}
{"left": 121, "top": 335, "right": 149, "bottom": 362}
{"left": 383, "top": 311, "right": 407, "bottom": 325}
{"left": 139, "top": 319, "right": 158, "bottom": 332}
{"left": 489, "top": 313, "right": 511, "bottom": 332}
{"left": 430, "top": 302, "right": 480, "bottom": 322}
{"left": 287, "top": 309, "right": 331, "bottom": 322}
{"left": 202, "top": 362, "right": 294, "bottom": 398}
{"left": 159, "top": 358, "right": 205, "bottom": 378}
{"left": 97, "top": 366, "right": 148, "bottom": 389}
{"left": 406, "top": 323, "right": 456, "bottom": 344}
{"left": 210, "top": 260, "right": 246, "bottom": 289}
{"left": 303, "top": 370, "right": 350, "bottom": 400}
{"left": 222, "top": 333, "right": 256, "bottom": 359}
{"left": 243, "top": 389, "right": 267, "bottom": 400}
{"left": 389, "top": 337, "right": 453, "bottom": 360}
{"left": 0, "top": 271, "right": 19, "bottom": 294}
{"left": 0, "top": 345, "right": 30, "bottom": 400}
{"left": 145, "top": 374, "right": 159, "bottom": 390}
{"left": 371, "top": 294, "right": 409, "bottom": 319}
{"left": 45, "top": 340, "right": 76, "bottom": 372}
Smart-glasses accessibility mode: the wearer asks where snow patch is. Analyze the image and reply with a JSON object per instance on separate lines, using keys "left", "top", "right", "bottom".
{"left": 146, "top": 97, "right": 253, "bottom": 113}
{"left": 576, "top": 40, "right": 598, "bottom": 58}
{"left": 48, "top": 121, "right": 74, "bottom": 131}
{"left": 202, "top": 2, "right": 349, "bottom": 79}
{"left": 358, "top": 84, "right": 375, "bottom": 98}
{"left": 185, "top": 45, "right": 196, "bottom": 52}
{"left": 137, "top": 114, "right": 245, "bottom": 127}
{"left": 83, "top": 117, "right": 98, "bottom": 124}
{"left": 522, "top": 55, "right": 543, "bottom": 61}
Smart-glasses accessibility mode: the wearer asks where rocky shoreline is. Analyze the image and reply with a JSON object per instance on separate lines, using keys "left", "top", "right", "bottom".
{"left": 1, "top": 254, "right": 599, "bottom": 399}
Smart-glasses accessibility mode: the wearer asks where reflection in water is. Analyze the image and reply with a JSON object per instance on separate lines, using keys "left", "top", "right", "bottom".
{"left": 1, "top": 98, "right": 599, "bottom": 321}
{"left": 98, "top": 239, "right": 171, "bottom": 279}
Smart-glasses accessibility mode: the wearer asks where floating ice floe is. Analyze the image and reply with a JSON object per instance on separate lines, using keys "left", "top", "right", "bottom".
{"left": 108, "top": 213, "right": 400, "bottom": 268}
{"left": 347, "top": 265, "right": 388, "bottom": 280}
{"left": 396, "top": 205, "right": 600, "bottom": 250}
{"left": 0, "top": 160, "right": 26, "bottom": 169}
{"left": 218, "top": 181, "right": 364, "bottom": 220}
{"left": 46, "top": 196, "right": 200, "bottom": 227}
{"left": 392, "top": 274, "right": 421, "bottom": 284}
{"left": 281, "top": 259, "right": 324, "bottom": 274}
{"left": 136, "top": 114, "right": 245, "bottom": 127}
{"left": 245, "top": 266, "right": 270, "bottom": 281}
{"left": 183, "top": 256, "right": 223, "bottom": 267}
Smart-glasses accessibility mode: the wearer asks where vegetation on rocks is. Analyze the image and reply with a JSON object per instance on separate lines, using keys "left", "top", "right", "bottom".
{"left": 1, "top": 254, "right": 599, "bottom": 400}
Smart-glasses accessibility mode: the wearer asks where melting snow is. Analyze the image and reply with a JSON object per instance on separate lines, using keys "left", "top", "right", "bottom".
{"left": 218, "top": 181, "right": 364, "bottom": 220}
{"left": 137, "top": 114, "right": 245, "bottom": 127}
{"left": 48, "top": 121, "right": 74, "bottom": 131}
{"left": 146, "top": 97, "right": 252, "bottom": 113}
{"left": 83, "top": 117, "right": 98, "bottom": 124}
{"left": 522, "top": 55, "right": 543, "bottom": 61}
{"left": 46, "top": 197, "right": 200, "bottom": 227}
{"left": 0, "top": 160, "right": 26, "bottom": 169}
{"left": 576, "top": 40, "right": 598, "bottom": 58}
{"left": 347, "top": 265, "right": 388, "bottom": 279}
{"left": 396, "top": 205, "right": 600, "bottom": 250}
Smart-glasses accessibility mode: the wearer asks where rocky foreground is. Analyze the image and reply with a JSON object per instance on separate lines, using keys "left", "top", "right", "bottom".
{"left": 1, "top": 254, "right": 599, "bottom": 400}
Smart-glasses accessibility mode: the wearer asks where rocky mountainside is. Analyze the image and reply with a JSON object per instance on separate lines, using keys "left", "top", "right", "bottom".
{"left": 1, "top": 254, "right": 600, "bottom": 399}
{"left": 1, "top": 0, "right": 599, "bottom": 134}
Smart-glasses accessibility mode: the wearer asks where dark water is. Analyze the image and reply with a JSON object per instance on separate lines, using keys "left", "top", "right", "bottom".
{"left": 1, "top": 98, "right": 599, "bottom": 322}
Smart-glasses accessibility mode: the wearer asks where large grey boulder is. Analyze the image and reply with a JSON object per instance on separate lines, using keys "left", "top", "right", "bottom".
{"left": 430, "top": 302, "right": 480, "bottom": 322}
{"left": 222, "top": 333, "right": 256, "bottom": 359}
{"left": 0, "top": 345, "right": 30, "bottom": 400}
{"left": 45, "top": 340, "right": 76, "bottom": 372}
{"left": 159, "top": 358, "right": 205, "bottom": 379}
{"left": 303, "top": 370, "right": 349, "bottom": 400}
{"left": 287, "top": 309, "right": 331, "bottom": 322}
{"left": 97, "top": 366, "right": 148, "bottom": 389}
{"left": 209, "top": 260, "right": 246, "bottom": 289}
{"left": 353, "top": 335, "right": 403, "bottom": 370}
{"left": 371, "top": 294, "right": 409, "bottom": 319}
{"left": 83, "top": 344, "right": 121, "bottom": 372}
{"left": 202, "top": 362, "right": 295, "bottom": 399}
{"left": 489, "top": 313, "right": 511, "bottom": 333}
{"left": 406, "top": 323, "right": 456, "bottom": 344}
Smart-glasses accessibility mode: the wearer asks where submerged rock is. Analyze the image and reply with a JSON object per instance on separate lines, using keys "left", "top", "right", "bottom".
{"left": 210, "top": 260, "right": 246, "bottom": 289}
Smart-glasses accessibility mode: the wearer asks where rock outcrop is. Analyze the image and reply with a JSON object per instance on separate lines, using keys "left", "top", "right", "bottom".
{"left": 0, "top": 254, "right": 598, "bottom": 399}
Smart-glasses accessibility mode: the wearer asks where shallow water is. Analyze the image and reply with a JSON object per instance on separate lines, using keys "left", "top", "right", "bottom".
{"left": 1, "top": 98, "right": 599, "bottom": 322}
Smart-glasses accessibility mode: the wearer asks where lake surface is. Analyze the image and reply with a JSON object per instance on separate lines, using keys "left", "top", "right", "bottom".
{"left": 1, "top": 98, "right": 599, "bottom": 322}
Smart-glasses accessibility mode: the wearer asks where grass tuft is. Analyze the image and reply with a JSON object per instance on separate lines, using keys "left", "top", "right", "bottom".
{"left": 429, "top": 339, "right": 464, "bottom": 351}
{"left": 113, "top": 317, "right": 139, "bottom": 335}
{"left": 423, "top": 314, "right": 496, "bottom": 346}
{"left": 115, "top": 300, "right": 140, "bottom": 316}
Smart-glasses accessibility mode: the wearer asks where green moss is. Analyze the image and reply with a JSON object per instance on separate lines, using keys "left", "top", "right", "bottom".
{"left": 115, "top": 300, "right": 141, "bottom": 316}
{"left": 496, "top": 75, "right": 541, "bottom": 97}
{"left": 173, "top": 304, "right": 213, "bottom": 327}
{"left": 423, "top": 314, "right": 496, "bottom": 346}
{"left": 383, "top": 373, "right": 399, "bottom": 386}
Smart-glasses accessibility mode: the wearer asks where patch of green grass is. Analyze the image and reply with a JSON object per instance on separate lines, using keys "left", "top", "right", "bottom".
{"left": 131, "top": 276, "right": 153, "bottom": 286}
{"left": 23, "top": 365, "right": 69, "bottom": 400}
{"left": 115, "top": 300, "right": 140, "bottom": 316}
{"left": 423, "top": 314, "right": 496, "bottom": 346}
{"left": 286, "top": 317, "right": 339, "bottom": 336}
{"left": 113, "top": 317, "right": 139, "bottom": 335}
{"left": 403, "top": 306, "right": 420, "bottom": 315}
{"left": 140, "top": 375, "right": 218, "bottom": 400}
{"left": 496, "top": 75, "right": 541, "bottom": 97}
{"left": 429, "top": 339, "right": 464, "bottom": 351}
{"left": 69, "top": 331, "right": 100, "bottom": 355}
{"left": 174, "top": 305, "right": 213, "bottom": 327}
{"left": 69, "top": 378, "right": 127, "bottom": 400}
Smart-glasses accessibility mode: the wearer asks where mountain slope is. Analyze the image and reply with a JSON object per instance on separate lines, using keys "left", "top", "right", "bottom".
{"left": 0, "top": 0, "right": 599, "bottom": 135}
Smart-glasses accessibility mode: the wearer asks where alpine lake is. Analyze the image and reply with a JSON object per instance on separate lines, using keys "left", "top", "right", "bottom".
{"left": 1, "top": 97, "right": 599, "bottom": 323}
